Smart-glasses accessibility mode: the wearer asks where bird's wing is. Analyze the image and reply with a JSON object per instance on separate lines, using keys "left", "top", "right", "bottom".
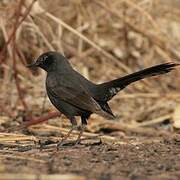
{"left": 46, "top": 74, "right": 113, "bottom": 118}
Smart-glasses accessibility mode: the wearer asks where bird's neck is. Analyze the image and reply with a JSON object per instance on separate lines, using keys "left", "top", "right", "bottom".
{"left": 56, "top": 60, "right": 73, "bottom": 72}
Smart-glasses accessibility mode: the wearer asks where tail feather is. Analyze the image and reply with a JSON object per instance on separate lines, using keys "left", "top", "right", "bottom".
{"left": 97, "top": 62, "right": 179, "bottom": 101}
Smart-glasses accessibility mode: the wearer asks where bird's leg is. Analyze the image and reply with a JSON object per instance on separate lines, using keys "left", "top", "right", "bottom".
{"left": 75, "top": 115, "right": 87, "bottom": 145}
{"left": 57, "top": 117, "right": 77, "bottom": 149}
{"left": 75, "top": 124, "right": 86, "bottom": 145}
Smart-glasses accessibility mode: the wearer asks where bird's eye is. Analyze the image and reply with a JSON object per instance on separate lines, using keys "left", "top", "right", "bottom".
{"left": 39, "top": 55, "right": 48, "bottom": 64}
{"left": 41, "top": 55, "right": 53, "bottom": 66}
{"left": 43, "top": 55, "right": 48, "bottom": 62}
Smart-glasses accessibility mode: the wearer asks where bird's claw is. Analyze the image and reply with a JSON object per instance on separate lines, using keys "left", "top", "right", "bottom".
{"left": 75, "top": 139, "right": 81, "bottom": 145}
{"left": 56, "top": 139, "right": 65, "bottom": 150}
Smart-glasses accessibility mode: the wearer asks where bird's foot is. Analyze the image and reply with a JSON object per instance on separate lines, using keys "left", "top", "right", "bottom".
{"left": 74, "top": 124, "right": 86, "bottom": 146}
{"left": 56, "top": 139, "right": 65, "bottom": 150}
{"left": 39, "top": 140, "right": 45, "bottom": 151}
{"left": 56, "top": 124, "right": 78, "bottom": 150}
{"left": 74, "top": 138, "right": 81, "bottom": 146}
{"left": 56, "top": 124, "right": 85, "bottom": 149}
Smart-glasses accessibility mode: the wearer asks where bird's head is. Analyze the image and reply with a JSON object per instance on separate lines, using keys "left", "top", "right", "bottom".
{"left": 27, "top": 51, "right": 71, "bottom": 72}
{"left": 27, "top": 51, "right": 56, "bottom": 72}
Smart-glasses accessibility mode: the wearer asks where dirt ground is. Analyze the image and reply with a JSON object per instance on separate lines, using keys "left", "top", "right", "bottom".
{"left": 1, "top": 129, "right": 180, "bottom": 180}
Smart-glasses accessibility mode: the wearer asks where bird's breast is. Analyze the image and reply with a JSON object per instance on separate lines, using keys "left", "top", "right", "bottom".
{"left": 46, "top": 72, "right": 59, "bottom": 89}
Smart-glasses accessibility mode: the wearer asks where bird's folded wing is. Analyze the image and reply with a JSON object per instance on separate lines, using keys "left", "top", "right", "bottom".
{"left": 47, "top": 84, "right": 113, "bottom": 118}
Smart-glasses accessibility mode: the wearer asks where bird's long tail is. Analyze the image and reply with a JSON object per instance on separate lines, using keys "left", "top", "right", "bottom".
{"left": 97, "top": 62, "right": 179, "bottom": 101}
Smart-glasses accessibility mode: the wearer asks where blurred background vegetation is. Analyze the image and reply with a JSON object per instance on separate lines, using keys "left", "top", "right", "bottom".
{"left": 0, "top": 0, "right": 180, "bottom": 134}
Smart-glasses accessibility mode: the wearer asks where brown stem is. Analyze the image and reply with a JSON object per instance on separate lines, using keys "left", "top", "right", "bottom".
{"left": 21, "top": 112, "right": 61, "bottom": 128}
{"left": 0, "top": 0, "right": 37, "bottom": 64}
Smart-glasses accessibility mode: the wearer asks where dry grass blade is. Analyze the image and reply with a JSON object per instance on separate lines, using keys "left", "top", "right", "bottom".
{"left": 0, "top": 174, "right": 85, "bottom": 180}
{"left": 0, "top": 132, "right": 37, "bottom": 142}
{"left": 135, "top": 114, "right": 172, "bottom": 127}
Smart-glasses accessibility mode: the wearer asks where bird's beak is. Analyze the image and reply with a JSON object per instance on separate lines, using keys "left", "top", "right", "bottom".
{"left": 26, "top": 61, "right": 39, "bottom": 68}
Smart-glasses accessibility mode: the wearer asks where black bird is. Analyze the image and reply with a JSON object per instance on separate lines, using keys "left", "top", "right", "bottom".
{"left": 27, "top": 51, "right": 178, "bottom": 146}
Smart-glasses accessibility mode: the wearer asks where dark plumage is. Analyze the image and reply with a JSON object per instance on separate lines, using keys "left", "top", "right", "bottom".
{"left": 27, "top": 51, "right": 179, "bottom": 146}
